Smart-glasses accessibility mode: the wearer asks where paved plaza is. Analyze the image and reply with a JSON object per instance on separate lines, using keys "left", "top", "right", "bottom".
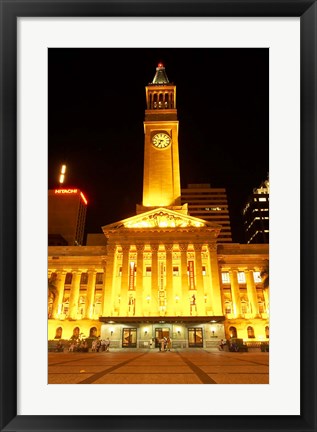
{"left": 48, "top": 349, "right": 269, "bottom": 384}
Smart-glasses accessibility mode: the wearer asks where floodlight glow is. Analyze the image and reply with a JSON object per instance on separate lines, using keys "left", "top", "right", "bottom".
{"left": 80, "top": 192, "right": 88, "bottom": 205}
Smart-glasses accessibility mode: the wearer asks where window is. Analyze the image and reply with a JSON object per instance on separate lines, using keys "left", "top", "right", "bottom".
{"left": 89, "top": 327, "right": 97, "bottom": 337}
{"left": 65, "top": 273, "right": 72, "bottom": 285}
{"left": 237, "top": 272, "right": 246, "bottom": 284}
{"left": 78, "top": 294, "right": 86, "bottom": 315}
{"left": 265, "top": 326, "right": 269, "bottom": 338}
{"left": 202, "top": 266, "right": 206, "bottom": 276}
{"left": 247, "top": 326, "right": 255, "bottom": 338}
{"left": 55, "top": 327, "right": 62, "bottom": 339}
{"left": 96, "top": 273, "right": 103, "bottom": 284}
{"left": 258, "top": 302, "right": 265, "bottom": 313}
{"left": 229, "top": 326, "right": 237, "bottom": 338}
{"left": 80, "top": 272, "right": 88, "bottom": 285}
{"left": 221, "top": 272, "right": 230, "bottom": 284}
{"left": 253, "top": 271, "right": 262, "bottom": 283}
{"left": 173, "top": 266, "right": 179, "bottom": 276}
{"left": 72, "top": 327, "right": 80, "bottom": 339}
{"left": 241, "top": 300, "right": 248, "bottom": 314}
{"left": 224, "top": 301, "right": 232, "bottom": 314}
{"left": 145, "top": 266, "right": 151, "bottom": 276}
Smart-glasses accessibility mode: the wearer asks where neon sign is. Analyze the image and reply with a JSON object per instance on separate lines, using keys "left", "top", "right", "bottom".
{"left": 55, "top": 189, "right": 78, "bottom": 194}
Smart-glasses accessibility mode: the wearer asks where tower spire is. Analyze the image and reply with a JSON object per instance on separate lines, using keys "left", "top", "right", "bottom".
{"left": 151, "top": 63, "right": 170, "bottom": 84}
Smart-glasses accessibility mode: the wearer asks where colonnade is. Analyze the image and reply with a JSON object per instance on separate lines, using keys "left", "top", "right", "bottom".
{"left": 48, "top": 248, "right": 266, "bottom": 321}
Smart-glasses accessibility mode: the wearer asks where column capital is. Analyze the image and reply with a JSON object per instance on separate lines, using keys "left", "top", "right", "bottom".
{"left": 151, "top": 244, "right": 159, "bottom": 252}
{"left": 121, "top": 244, "right": 131, "bottom": 253}
{"left": 164, "top": 243, "right": 174, "bottom": 252}
{"left": 207, "top": 242, "right": 217, "bottom": 252}
{"left": 229, "top": 268, "right": 239, "bottom": 276}
{"left": 193, "top": 243, "right": 203, "bottom": 252}
{"left": 136, "top": 244, "right": 145, "bottom": 253}
{"left": 179, "top": 243, "right": 188, "bottom": 252}
{"left": 107, "top": 244, "right": 117, "bottom": 254}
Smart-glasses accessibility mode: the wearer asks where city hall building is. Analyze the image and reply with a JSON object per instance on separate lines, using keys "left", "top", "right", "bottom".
{"left": 48, "top": 64, "right": 269, "bottom": 348}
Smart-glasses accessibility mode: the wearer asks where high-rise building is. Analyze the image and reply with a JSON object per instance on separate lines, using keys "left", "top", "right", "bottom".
{"left": 181, "top": 184, "right": 232, "bottom": 243}
{"left": 48, "top": 188, "right": 88, "bottom": 246}
{"left": 48, "top": 64, "right": 269, "bottom": 349}
{"left": 242, "top": 178, "right": 269, "bottom": 244}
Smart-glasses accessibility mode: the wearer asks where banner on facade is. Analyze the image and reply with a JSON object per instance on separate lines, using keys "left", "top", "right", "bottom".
{"left": 129, "top": 262, "right": 135, "bottom": 290}
{"left": 188, "top": 260, "right": 195, "bottom": 289}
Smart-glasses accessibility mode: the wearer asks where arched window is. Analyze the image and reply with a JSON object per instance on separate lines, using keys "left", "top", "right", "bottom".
{"left": 247, "top": 326, "right": 255, "bottom": 338}
{"left": 164, "top": 93, "right": 169, "bottom": 108}
{"left": 153, "top": 93, "right": 158, "bottom": 109}
{"left": 73, "top": 327, "right": 80, "bottom": 339}
{"left": 55, "top": 327, "right": 62, "bottom": 339}
{"left": 229, "top": 326, "right": 237, "bottom": 338}
{"left": 90, "top": 327, "right": 97, "bottom": 338}
{"left": 224, "top": 301, "right": 232, "bottom": 314}
{"left": 241, "top": 299, "right": 248, "bottom": 314}
{"left": 265, "top": 325, "right": 269, "bottom": 338}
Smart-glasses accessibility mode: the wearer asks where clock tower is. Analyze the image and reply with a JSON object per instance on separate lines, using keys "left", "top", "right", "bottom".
{"left": 137, "top": 63, "right": 186, "bottom": 214}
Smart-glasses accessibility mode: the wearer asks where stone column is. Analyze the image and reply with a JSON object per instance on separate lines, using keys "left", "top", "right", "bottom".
{"left": 194, "top": 244, "right": 205, "bottom": 315}
{"left": 85, "top": 270, "right": 97, "bottom": 319}
{"left": 151, "top": 244, "right": 159, "bottom": 315}
{"left": 119, "top": 244, "right": 130, "bottom": 316}
{"left": 246, "top": 269, "right": 260, "bottom": 316}
{"left": 165, "top": 243, "right": 174, "bottom": 315}
{"left": 69, "top": 271, "right": 81, "bottom": 320}
{"left": 103, "top": 244, "right": 117, "bottom": 317}
{"left": 263, "top": 288, "right": 269, "bottom": 315}
{"left": 52, "top": 271, "right": 66, "bottom": 318}
{"left": 135, "top": 244, "right": 144, "bottom": 316}
{"left": 207, "top": 243, "right": 222, "bottom": 316}
{"left": 229, "top": 269, "right": 241, "bottom": 317}
{"left": 179, "top": 243, "right": 189, "bottom": 315}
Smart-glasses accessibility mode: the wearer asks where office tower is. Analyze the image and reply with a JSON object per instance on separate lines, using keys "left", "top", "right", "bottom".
{"left": 48, "top": 188, "right": 87, "bottom": 246}
{"left": 243, "top": 178, "right": 269, "bottom": 244}
{"left": 181, "top": 184, "right": 232, "bottom": 243}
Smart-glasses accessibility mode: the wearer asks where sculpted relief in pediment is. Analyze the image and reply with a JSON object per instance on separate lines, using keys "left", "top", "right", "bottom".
{"left": 123, "top": 211, "right": 205, "bottom": 229}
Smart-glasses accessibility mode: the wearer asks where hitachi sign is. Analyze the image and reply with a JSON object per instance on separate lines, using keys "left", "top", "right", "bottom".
{"left": 55, "top": 189, "right": 78, "bottom": 194}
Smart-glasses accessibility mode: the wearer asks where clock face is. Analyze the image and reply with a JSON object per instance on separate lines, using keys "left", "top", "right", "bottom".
{"left": 152, "top": 132, "right": 171, "bottom": 149}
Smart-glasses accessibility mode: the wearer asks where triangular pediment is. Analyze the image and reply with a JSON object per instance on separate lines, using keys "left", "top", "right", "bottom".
{"left": 102, "top": 208, "right": 220, "bottom": 230}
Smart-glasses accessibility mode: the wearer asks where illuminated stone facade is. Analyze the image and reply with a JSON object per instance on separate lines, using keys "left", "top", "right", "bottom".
{"left": 48, "top": 64, "right": 269, "bottom": 348}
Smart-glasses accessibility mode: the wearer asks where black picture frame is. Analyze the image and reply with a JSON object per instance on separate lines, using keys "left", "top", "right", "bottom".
{"left": 0, "top": 1, "right": 316, "bottom": 431}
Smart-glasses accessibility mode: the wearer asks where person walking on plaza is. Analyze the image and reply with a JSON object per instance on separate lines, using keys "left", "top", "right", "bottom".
{"left": 160, "top": 338, "right": 165, "bottom": 352}
{"left": 166, "top": 337, "right": 172, "bottom": 351}
{"left": 219, "top": 339, "right": 226, "bottom": 350}
{"left": 105, "top": 338, "right": 110, "bottom": 352}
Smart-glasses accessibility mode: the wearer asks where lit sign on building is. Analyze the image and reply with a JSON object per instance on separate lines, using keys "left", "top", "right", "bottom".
{"left": 54, "top": 189, "right": 88, "bottom": 205}
{"left": 55, "top": 189, "right": 78, "bottom": 194}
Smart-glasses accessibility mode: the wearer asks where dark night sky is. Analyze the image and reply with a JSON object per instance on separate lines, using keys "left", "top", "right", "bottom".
{"left": 48, "top": 48, "right": 269, "bottom": 243}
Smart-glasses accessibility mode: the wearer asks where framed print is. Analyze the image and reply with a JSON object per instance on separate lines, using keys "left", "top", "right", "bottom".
{"left": 0, "top": 1, "right": 316, "bottom": 431}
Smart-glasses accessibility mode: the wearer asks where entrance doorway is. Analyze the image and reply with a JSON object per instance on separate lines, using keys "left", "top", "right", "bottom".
{"left": 188, "top": 327, "right": 203, "bottom": 347}
{"left": 155, "top": 327, "right": 170, "bottom": 347}
{"left": 122, "top": 328, "right": 137, "bottom": 347}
